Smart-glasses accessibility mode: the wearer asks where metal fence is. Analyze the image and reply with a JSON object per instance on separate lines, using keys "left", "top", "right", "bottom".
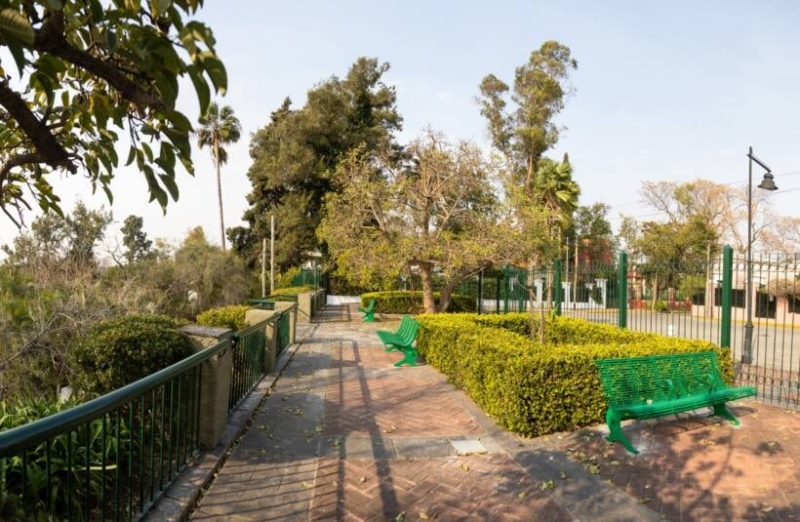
{"left": 229, "top": 319, "right": 269, "bottom": 412}
{"left": 277, "top": 311, "right": 291, "bottom": 356}
{"left": 464, "top": 247, "right": 800, "bottom": 408}
{"left": 0, "top": 341, "right": 216, "bottom": 520}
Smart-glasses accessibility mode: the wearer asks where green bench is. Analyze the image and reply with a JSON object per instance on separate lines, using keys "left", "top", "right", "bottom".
{"left": 358, "top": 298, "right": 376, "bottom": 322}
{"left": 376, "top": 316, "right": 420, "bottom": 367}
{"left": 595, "top": 351, "right": 756, "bottom": 454}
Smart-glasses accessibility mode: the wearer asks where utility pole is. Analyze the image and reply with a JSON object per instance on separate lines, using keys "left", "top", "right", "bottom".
{"left": 261, "top": 238, "right": 267, "bottom": 297}
{"left": 270, "top": 215, "right": 275, "bottom": 295}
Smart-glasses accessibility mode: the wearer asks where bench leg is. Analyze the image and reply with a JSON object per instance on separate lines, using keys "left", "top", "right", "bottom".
{"left": 384, "top": 344, "right": 400, "bottom": 352}
{"left": 362, "top": 311, "right": 375, "bottom": 323}
{"left": 712, "top": 403, "right": 740, "bottom": 425}
{"left": 393, "top": 347, "right": 418, "bottom": 367}
{"left": 605, "top": 409, "right": 639, "bottom": 455}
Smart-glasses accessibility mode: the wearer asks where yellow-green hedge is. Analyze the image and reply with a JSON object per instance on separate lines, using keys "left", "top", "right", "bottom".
{"left": 361, "top": 291, "right": 476, "bottom": 314}
{"left": 416, "top": 313, "right": 734, "bottom": 437}
{"left": 196, "top": 305, "right": 250, "bottom": 331}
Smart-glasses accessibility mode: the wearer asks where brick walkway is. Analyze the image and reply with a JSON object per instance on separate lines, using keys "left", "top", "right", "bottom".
{"left": 187, "top": 304, "right": 800, "bottom": 521}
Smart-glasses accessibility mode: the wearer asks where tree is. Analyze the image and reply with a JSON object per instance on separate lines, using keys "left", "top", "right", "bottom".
{"left": 761, "top": 216, "right": 800, "bottom": 258}
{"left": 479, "top": 41, "right": 577, "bottom": 187}
{"left": 120, "top": 215, "right": 153, "bottom": 264}
{"left": 233, "top": 57, "right": 403, "bottom": 272}
{"left": 0, "top": 203, "right": 114, "bottom": 398}
{"left": 532, "top": 154, "right": 580, "bottom": 239}
{"left": 319, "top": 130, "right": 533, "bottom": 314}
{"left": 571, "top": 203, "right": 616, "bottom": 266}
{"left": 197, "top": 102, "right": 241, "bottom": 250}
{"left": 0, "top": 1, "right": 227, "bottom": 225}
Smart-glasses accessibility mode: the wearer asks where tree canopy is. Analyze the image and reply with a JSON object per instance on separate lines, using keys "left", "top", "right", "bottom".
{"left": 0, "top": 0, "right": 227, "bottom": 225}
{"left": 319, "top": 130, "right": 534, "bottom": 314}
{"left": 479, "top": 40, "right": 577, "bottom": 188}
{"left": 231, "top": 57, "right": 402, "bottom": 272}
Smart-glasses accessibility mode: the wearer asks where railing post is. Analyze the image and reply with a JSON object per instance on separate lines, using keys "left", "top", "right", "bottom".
{"left": 554, "top": 259, "right": 562, "bottom": 316}
{"left": 618, "top": 252, "right": 628, "bottom": 328}
{"left": 720, "top": 245, "right": 733, "bottom": 348}
{"left": 180, "top": 325, "right": 233, "bottom": 448}
{"left": 503, "top": 265, "right": 510, "bottom": 313}
{"left": 477, "top": 269, "right": 484, "bottom": 314}
{"left": 245, "top": 309, "right": 279, "bottom": 372}
{"left": 297, "top": 292, "right": 313, "bottom": 323}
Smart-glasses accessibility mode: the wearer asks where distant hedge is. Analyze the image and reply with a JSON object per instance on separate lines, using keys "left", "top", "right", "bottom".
{"left": 196, "top": 304, "right": 250, "bottom": 331}
{"left": 416, "top": 313, "right": 733, "bottom": 437}
{"left": 360, "top": 290, "right": 476, "bottom": 314}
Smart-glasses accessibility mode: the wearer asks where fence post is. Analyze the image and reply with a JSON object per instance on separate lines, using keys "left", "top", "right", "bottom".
{"left": 477, "top": 269, "right": 484, "bottom": 314}
{"left": 554, "top": 259, "right": 562, "bottom": 316}
{"left": 503, "top": 265, "right": 510, "bottom": 313}
{"left": 720, "top": 245, "right": 733, "bottom": 348}
{"left": 618, "top": 252, "right": 628, "bottom": 328}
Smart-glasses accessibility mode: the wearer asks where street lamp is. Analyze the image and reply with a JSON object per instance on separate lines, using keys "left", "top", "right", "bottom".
{"left": 743, "top": 146, "right": 778, "bottom": 364}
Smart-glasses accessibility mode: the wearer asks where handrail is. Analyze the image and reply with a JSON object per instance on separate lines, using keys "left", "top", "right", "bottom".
{"left": 232, "top": 316, "right": 277, "bottom": 342}
{"left": 0, "top": 337, "right": 230, "bottom": 456}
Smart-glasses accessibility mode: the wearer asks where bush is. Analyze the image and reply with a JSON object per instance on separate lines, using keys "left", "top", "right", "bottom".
{"left": 360, "top": 290, "right": 476, "bottom": 314}
{"left": 69, "top": 315, "right": 195, "bottom": 398}
{"left": 416, "top": 313, "right": 734, "bottom": 437}
{"left": 196, "top": 305, "right": 250, "bottom": 331}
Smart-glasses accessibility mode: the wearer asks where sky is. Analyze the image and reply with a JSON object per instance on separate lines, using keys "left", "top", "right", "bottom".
{"left": 3, "top": 0, "right": 800, "bottom": 252}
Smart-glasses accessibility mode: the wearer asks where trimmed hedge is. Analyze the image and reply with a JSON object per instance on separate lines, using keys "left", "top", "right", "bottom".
{"left": 360, "top": 290, "right": 476, "bottom": 314}
{"left": 416, "top": 313, "right": 734, "bottom": 437}
{"left": 196, "top": 304, "right": 250, "bottom": 331}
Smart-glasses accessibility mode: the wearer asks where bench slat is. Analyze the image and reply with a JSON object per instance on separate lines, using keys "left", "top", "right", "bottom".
{"left": 376, "top": 316, "right": 420, "bottom": 367}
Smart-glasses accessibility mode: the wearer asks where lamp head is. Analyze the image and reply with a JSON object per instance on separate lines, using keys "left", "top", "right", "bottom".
{"left": 758, "top": 172, "right": 778, "bottom": 191}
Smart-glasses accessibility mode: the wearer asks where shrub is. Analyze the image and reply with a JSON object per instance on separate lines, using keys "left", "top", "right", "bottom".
{"left": 416, "top": 313, "right": 734, "bottom": 437}
{"left": 69, "top": 315, "right": 194, "bottom": 398}
{"left": 196, "top": 304, "right": 250, "bottom": 331}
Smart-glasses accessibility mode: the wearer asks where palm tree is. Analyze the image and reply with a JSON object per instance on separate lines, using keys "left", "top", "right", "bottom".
{"left": 197, "top": 102, "right": 241, "bottom": 251}
{"left": 534, "top": 153, "right": 580, "bottom": 240}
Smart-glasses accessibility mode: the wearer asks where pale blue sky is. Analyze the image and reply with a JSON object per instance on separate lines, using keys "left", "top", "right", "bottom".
{"left": 3, "top": 0, "right": 800, "bottom": 251}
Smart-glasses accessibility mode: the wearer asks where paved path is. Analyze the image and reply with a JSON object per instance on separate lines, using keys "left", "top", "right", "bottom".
{"left": 187, "top": 304, "right": 800, "bottom": 521}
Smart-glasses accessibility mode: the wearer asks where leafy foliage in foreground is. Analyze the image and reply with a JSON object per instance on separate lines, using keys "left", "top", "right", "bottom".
{"left": 0, "top": 0, "right": 227, "bottom": 223}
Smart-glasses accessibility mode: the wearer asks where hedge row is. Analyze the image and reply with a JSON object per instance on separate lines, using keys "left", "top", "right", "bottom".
{"left": 360, "top": 291, "right": 476, "bottom": 314}
{"left": 196, "top": 304, "right": 251, "bottom": 331}
{"left": 416, "top": 313, "right": 734, "bottom": 437}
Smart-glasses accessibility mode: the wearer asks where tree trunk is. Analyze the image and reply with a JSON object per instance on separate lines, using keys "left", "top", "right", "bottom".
{"left": 418, "top": 263, "right": 437, "bottom": 314}
{"left": 214, "top": 139, "right": 226, "bottom": 251}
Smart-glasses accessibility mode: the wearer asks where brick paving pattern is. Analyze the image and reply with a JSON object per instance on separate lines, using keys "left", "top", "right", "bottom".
{"left": 564, "top": 403, "right": 800, "bottom": 521}
{"left": 188, "top": 304, "right": 800, "bottom": 521}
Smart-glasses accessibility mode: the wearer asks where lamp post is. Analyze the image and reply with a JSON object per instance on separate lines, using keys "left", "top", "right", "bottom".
{"left": 743, "top": 146, "right": 778, "bottom": 364}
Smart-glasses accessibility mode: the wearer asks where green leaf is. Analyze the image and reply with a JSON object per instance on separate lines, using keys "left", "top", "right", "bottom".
{"left": 159, "top": 173, "right": 179, "bottom": 200}
{"left": 187, "top": 64, "right": 210, "bottom": 114}
{"left": 198, "top": 52, "right": 227, "bottom": 95}
{"left": 151, "top": 0, "right": 171, "bottom": 18}
{"left": 0, "top": 8, "right": 34, "bottom": 46}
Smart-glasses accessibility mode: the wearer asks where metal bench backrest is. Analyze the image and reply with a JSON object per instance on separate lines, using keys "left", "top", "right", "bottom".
{"left": 595, "top": 352, "right": 725, "bottom": 408}
{"left": 396, "top": 316, "right": 419, "bottom": 345}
